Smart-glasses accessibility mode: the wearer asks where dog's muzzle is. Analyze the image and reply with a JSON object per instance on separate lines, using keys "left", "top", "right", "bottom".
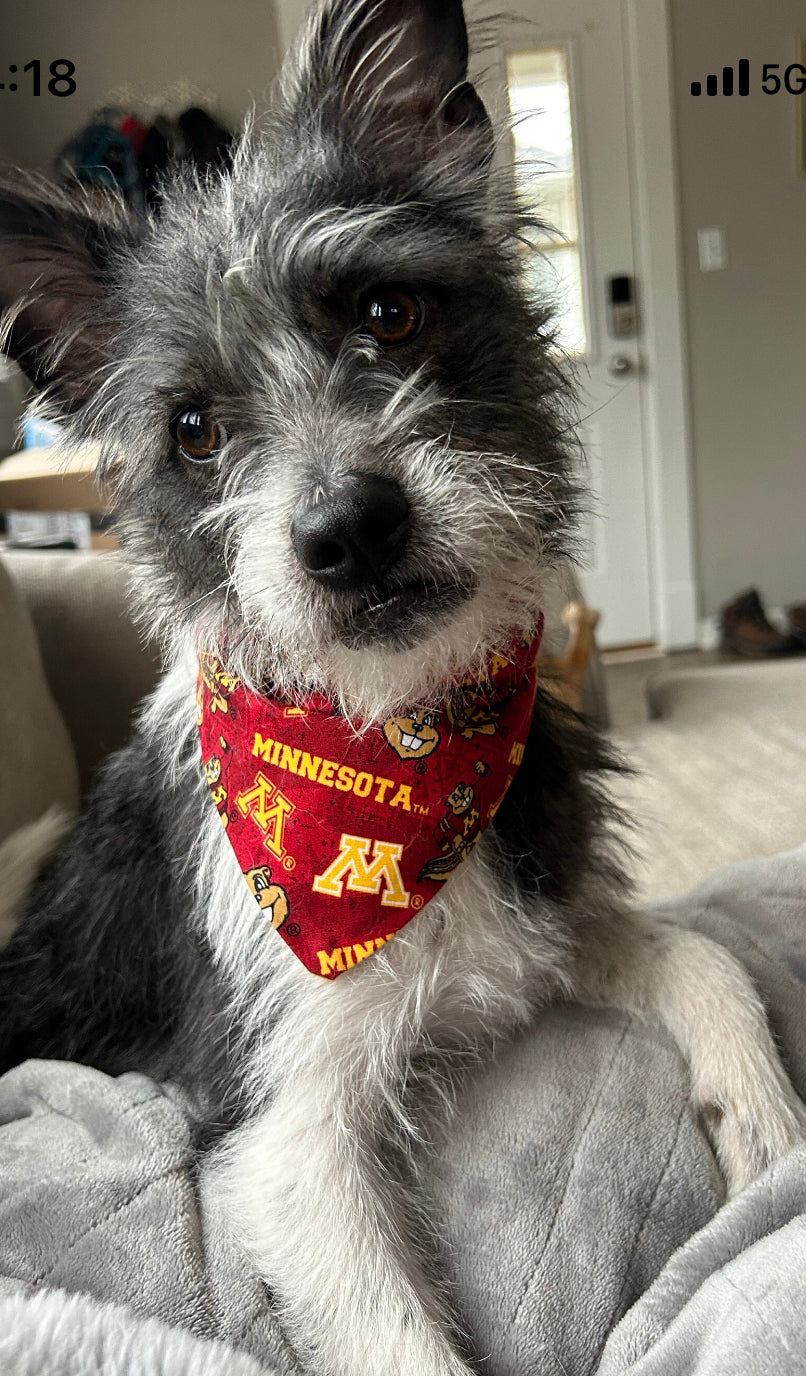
{"left": 291, "top": 473, "right": 410, "bottom": 592}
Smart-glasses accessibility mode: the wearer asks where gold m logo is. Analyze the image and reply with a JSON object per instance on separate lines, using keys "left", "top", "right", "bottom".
{"left": 312, "top": 834, "right": 410, "bottom": 909}
{"left": 236, "top": 771, "right": 295, "bottom": 860}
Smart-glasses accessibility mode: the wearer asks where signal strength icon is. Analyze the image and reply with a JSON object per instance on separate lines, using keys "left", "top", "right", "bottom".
{"left": 691, "top": 59, "right": 750, "bottom": 96}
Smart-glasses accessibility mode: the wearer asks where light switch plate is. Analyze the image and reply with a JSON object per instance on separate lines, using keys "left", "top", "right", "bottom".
{"left": 698, "top": 227, "right": 727, "bottom": 272}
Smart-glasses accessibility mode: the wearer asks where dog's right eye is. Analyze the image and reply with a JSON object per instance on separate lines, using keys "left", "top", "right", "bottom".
{"left": 170, "top": 408, "right": 226, "bottom": 463}
{"left": 359, "top": 286, "right": 424, "bottom": 348}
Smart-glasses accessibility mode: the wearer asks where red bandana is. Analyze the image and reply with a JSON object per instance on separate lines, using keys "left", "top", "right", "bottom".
{"left": 197, "top": 620, "right": 542, "bottom": 978}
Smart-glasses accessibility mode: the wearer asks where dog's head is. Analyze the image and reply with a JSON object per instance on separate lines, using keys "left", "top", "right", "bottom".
{"left": 0, "top": 0, "right": 579, "bottom": 721}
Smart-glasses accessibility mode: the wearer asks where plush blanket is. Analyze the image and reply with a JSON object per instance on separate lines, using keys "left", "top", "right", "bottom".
{"left": 2, "top": 845, "right": 806, "bottom": 1376}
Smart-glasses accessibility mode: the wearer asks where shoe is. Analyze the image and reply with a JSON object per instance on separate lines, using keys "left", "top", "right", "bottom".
{"left": 719, "top": 588, "right": 797, "bottom": 658}
{"left": 787, "top": 603, "right": 806, "bottom": 648}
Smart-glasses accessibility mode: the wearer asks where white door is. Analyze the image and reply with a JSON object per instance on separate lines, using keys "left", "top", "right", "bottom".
{"left": 476, "top": 0, "right": 655, "bottom": 648}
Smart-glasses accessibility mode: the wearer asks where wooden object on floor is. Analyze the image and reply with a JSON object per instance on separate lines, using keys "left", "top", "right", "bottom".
{"left": 540, "top": 601, "right": 601, "bottom": 714}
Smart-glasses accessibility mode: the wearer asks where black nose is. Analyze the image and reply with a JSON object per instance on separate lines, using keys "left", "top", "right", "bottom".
{"left": 291, "top": 475, "right": 410, "bottom": 590}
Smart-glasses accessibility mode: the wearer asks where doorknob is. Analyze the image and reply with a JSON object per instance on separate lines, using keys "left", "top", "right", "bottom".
{"left": 608, "top": 354, "right": 634, "bottom": 376}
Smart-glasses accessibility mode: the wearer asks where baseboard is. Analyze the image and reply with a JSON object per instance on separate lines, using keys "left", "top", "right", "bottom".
{"left": 600, "top": 644, "right": 662, "bottom": 664}
{"left": 655, "top": 579, "right": 699, "bottom": 651}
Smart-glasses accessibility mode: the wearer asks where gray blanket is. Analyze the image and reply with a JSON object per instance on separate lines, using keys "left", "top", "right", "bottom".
{"left": 2, "top": 845, "right": 806, "bottom": 1376}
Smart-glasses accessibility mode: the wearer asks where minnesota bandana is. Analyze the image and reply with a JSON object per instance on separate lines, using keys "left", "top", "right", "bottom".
{"left": 197, "top": 619, "right": 542, "bottom": 979}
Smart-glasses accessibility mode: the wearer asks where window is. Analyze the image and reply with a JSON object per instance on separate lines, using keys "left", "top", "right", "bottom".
{"left": 506, "top": 47, "right": 587, "bottom": 356}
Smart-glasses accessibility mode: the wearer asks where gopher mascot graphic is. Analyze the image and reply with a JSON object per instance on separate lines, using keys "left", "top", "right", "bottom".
{"left": 203, "top": 739, "right": 233, "bottom": 827}
{"left": 245, "top": 865, "right": 290, "bottom": 930}
{"left": 199, "top": 653, "right": 241, "bottom": 717}
{"left": 383, "top": 710, "right": 441, "bottom": 761}
{"left": 445, "top": 676, "right": 510, "bottom": 740}
{"left": 444, "top": 639, "right": 534, "bottom": 741}
{"left": 417, "top": 782, "right": 482, "bottom": 883}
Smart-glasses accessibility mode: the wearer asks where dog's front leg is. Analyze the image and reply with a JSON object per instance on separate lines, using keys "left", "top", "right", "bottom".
{"left": 207, "top": 993, "right": 474, "bottom": 1376}
{"left": 573, "top": 911, "right": 806, "bottom": 1195}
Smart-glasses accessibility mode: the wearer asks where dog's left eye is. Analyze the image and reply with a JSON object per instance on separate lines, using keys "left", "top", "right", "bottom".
{"left": 359, "top": 286, "right": 424, "bottom": 347}
{"left": 170, "top": 407, "right": 226, "bottom": 463}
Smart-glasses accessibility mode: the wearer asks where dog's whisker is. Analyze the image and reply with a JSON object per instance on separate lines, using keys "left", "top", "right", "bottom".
{"left": 184, "top": 578, "right": 232, "bottom": 614}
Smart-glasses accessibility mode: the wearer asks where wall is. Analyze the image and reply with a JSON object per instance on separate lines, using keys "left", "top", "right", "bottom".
{"left": 0, "top": 0, "right": 282, "bottom": 170}
{"left": 669, "top": 0, "right": 806, "bottom": 618}
{"left": 273, "top": 0, "right": 311, "bottom": 56}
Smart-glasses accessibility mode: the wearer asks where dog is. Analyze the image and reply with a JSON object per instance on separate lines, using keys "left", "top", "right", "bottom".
{"left": 0, "top": 3, "right": 804, "bottom": 1374}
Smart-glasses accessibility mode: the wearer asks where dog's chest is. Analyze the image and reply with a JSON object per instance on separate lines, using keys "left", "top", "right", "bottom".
{"left": 196, "top": 801, "right": 562, "bottom": 1064}
{"left": 148, "top": 660, "right": 566, "bottom": 1061}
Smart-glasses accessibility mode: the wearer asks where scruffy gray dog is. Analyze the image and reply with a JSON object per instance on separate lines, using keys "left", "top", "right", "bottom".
{"left": 0, "top": 2, "right": 804, "bottom": 1374}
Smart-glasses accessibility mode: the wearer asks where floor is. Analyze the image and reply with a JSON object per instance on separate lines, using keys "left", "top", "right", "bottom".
{"left": 602, "top": 648, "right": 722, "bottom": 729}
{"left": 602, "top": 652, "right": 806, "bottom": 900}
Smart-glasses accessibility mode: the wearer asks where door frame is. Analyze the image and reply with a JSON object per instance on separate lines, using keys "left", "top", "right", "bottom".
{"left": 622, "top": 0, "right": 698, "bottom": 649}
{"left": 483, "top": 0, "right": 698, "bottom": 650}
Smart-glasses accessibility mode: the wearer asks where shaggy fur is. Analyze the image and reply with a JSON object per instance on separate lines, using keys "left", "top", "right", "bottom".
{"left": 0, "top": 3, "right": 804, "bottom": 1374}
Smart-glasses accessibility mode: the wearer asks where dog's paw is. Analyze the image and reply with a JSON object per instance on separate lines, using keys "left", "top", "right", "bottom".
{"left": 700, "top": 1083, "right": 806, "bottom": 1197}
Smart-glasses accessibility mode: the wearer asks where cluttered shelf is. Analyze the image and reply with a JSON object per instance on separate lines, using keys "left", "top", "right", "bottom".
{"left": 0, "top": 444, "right": 115, "bottom": 551}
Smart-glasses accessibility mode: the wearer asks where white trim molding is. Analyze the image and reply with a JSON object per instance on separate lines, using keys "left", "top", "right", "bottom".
{"left": 622, "top": 0, "right": 699, "bottom": 649}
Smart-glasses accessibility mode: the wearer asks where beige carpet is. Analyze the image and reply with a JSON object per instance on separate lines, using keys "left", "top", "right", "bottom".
{"left": 610, "top": 659, "right": 806, "bottom": 902}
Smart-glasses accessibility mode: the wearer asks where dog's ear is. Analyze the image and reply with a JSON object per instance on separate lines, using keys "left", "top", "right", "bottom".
{"left": 283, "top": 0, "right": 493, "bottom": 173}
{"left": 0, "top": 177, "right": 133, "bottom": 409}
